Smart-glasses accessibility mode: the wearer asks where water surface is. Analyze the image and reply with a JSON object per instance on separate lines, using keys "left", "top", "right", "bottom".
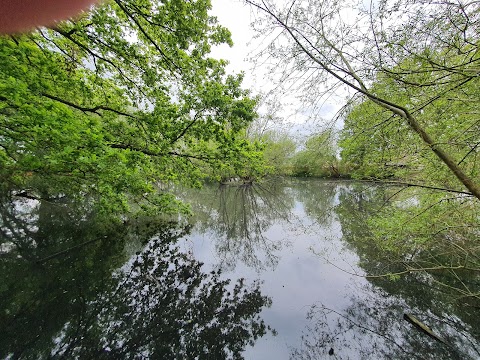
{"left": 1, "top": 179, "right": 478, "bottom": 359}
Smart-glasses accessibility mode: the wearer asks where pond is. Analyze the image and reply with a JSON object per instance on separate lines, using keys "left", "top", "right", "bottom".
{"left": 1, "top": 179, "right": 478, "bottom": 359}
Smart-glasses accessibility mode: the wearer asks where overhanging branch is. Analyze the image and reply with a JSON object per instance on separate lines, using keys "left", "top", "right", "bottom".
{"left": 108, "top": 143, "right": 213, "bottom": 161}
{"left": 247, "top": 0, "right": 480, "bottom": 200}
{"left": 42, "top": 93, "right": 135, "bottom": 118}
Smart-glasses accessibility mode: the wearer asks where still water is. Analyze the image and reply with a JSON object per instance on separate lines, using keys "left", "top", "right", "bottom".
{"left": 1, "top": 179, "right": 478, "bottom": 359}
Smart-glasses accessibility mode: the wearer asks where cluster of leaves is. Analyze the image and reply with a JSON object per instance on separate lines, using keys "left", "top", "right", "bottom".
{"left": 0, "top": 0, "right": 266, "bottom": 215}
{"left": 291, "top": 129, "right": 340, "bottom": 177}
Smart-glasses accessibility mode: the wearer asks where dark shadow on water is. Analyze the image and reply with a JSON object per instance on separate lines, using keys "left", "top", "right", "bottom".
{"left": 0, "top": 197, "right": 273, "bottom": 359}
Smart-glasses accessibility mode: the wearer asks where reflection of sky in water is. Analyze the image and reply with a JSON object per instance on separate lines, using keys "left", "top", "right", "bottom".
{"left": 3, "top": 181, "right": 477, "bottom": 359}
{"left": 181, "top": 186, "right": 367, "bottom": 359}
{"left": 176, "top": 181, "right": 479, "bottom": 359}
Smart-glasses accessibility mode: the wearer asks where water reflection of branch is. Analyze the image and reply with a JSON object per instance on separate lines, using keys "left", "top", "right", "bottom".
{"left": 291, "top": 287, "right": 479, "bottom": 360}
{"left": 36, "top": 236, "right": 106, "bottom": 263}
{"left": 335, "top": 183, "right": 480, "bottom": 330}
{"left": 292, "top": 180, "right": 339, "bottom": 227}
{"left": 216, "top": 185, "right": 281, "bottom": 271}
{"left": 0, "top": 199, "right": 38, "bottom": 256}
{"left": 312, "top": 249, "right": 480, "bottom": 280}
{"left": 1, "top": 215, "right": 273, "bottom": 359}
{"left": 190, "top": 182, "right": 295, "bottom": 271}
{"left": 290, "top": 302, "right": 420, "bottom": 360}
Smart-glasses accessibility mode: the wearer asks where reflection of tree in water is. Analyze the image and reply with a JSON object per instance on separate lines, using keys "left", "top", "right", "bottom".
{"left": 291, "top": 179, "right": 339, "bottom": 227}
{"left": 54, "top": 229, "right": 272, "bottom": 359}
{"left": 0, "top": 197, "right": 128, "bottom": 359}
{"left": 0, "top": 197, "right": 36, "bottom": 257}
{"left": 0, "top": 194, "right": 117, "bottom": 260}
{"left": 336, "top": 184, "right": 480, "bottom": 329}
{"left": 334, "top": 184, "right": 388, "bottom": 273}
{"left": 291, "top": 285, "right": 480, "bottom": 360}
{"left": 291, "top": 184, "right": 480, "bottom": 359}
{"left": 185, "top": 181, "right": 295, "bottom": 271}
{"left": 0, "top": 199, "right": 273, "bottom": 359}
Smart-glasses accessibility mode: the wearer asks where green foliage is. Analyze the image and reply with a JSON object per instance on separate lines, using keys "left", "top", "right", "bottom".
{"left": 0, "top": 0, "right": 265, "bottom": 215}
{"left": 248, "top": 0, "right": 480, "bottom": 192}
{"left": 339, "top": 92, "right": 414, "bottom": 180}
{"left": 340, "top": 59, "right": 480, "bottom": 183}
{"left": 259, "top": 130, "right": 297, "bottom": 175}
{"left": 291, "top": 129, "right": 340, "bottom": 177}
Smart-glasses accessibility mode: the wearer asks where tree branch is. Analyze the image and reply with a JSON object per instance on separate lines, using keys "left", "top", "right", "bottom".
{"left": 170, "top": 110, "right": 204, "bottom": 144}
{"left": 42, "top": 93, "right": 135, "bottom": 118}
{"left": 36, "top": 236, "right": 106, "bottom": 264}
{"left": 247, "top": 0, "right": 480, "bottom": 200}
{"left": 49, "top": 26, "right": 150, "bottom": 100}
{"left": 372, "top": 180, "right": 475, "bottom": 196}
{"left": 108, "top": 143, "right": 213, "bottom": 161}
{"left": 113, "top": 0, "right": 181, "bottom": 74}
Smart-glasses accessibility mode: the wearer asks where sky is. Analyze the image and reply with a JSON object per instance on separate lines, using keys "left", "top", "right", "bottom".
{"left": 210, "top": 0, "right": 259, "bottom": 91}
{"left": 209, "top": 0, "right": 345, "bottom": 135}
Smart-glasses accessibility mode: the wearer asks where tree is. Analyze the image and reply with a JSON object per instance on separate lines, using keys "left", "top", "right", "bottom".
{"left": 291, "top": 129, "right": 339, "bottom": 177}
{"left": 258, "top": 130, "right": 297, "bottom": 175}
{"left": 246, "top": 0, "right": 480, "bottom": 199}
{"left": 245, "top": 93, "right": 298, "bottom": 176}
{"left": 339, "top": 83, "right": 418, "bottom": 180}
{"left": 340, "top": 60, "right": 480, "bottom": 182}
{"left": 0, "top": 0, "right": 264, "bottom": 215}
{"left": 246, "top": 0, "right": 480, "bottom": 313}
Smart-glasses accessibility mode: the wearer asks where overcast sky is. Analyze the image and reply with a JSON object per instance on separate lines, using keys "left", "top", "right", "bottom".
{"left": 210, "top": 0, "right": 257, "bottom": 88}
{"left": 211, "top": 0, "right": 264, "bottom": 92}
{"left": 209, "top": 0, "right": 344, "bottom": 134}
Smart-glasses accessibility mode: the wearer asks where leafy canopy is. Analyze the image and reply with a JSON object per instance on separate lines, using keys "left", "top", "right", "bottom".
{"left": 0, "top": 0, "right": 264, "bottom": 215}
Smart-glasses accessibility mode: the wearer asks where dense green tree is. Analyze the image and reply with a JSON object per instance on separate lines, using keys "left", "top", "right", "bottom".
{"left": 340, "top": 64, "right": 480, "bottom": 184}
{"left": 0, "top": 0, "right": 264, "bottom": 215}
{"left": 259, "top": 130, "right": 296, "bottom": 175}
{"left": 291, "top": 129, "right": 339, "bottom": 177}
{"left": 339, "top": 93, "right": 414, "bottom": 180}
